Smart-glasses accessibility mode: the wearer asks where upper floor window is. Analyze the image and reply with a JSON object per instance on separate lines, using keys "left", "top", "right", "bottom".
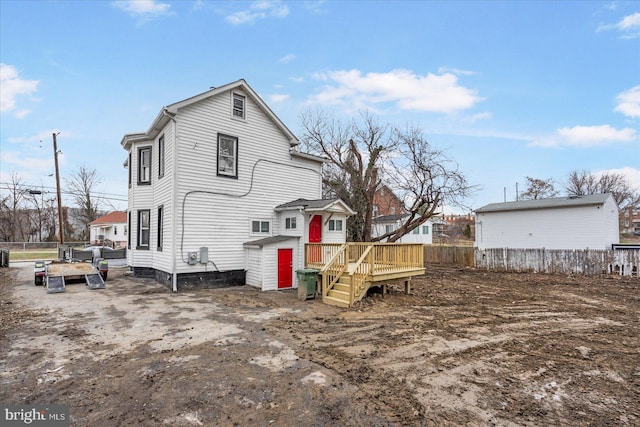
{"left": 217, "top": 134, "right": 238, "bottom": 178}
{"left": 329, "top": 219, "right": 343, "bottom": 231}
{"left": 232, "top": 93, "right": 245, "bottom": 119}
{"left": 158, "top": 135, "right": 165, "bottom": 178}
{"left": 114, "top": 226, "right": 118, "bottom": 236}
{"left": 138, "top": 146, "right": 151, "bottom": 185}
{"left": 413, "top": 227, "right": 420, "bottom": 234}
{"left": 422, "top": 225, "right": 429, "bottom": 234}
{"left": 128, "top": 151, "right": 132, "bottom": 187}
{"left": 285, "top": 217, "right": 297, "bottom": 229}
{"left": 385, "top": 225, "right": 394, "bottom": 234}
{"left": 251, "top": 220, "right": 270, "bottom": 234}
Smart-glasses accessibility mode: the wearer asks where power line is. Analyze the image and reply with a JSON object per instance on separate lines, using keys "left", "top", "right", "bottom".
{"left": 0, "top": 183, "right": 128, "bottom": 203}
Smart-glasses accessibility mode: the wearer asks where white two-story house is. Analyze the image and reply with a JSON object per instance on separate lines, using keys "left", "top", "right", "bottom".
{"left": 121, "top": 79, "right": 353, "bottom": 291}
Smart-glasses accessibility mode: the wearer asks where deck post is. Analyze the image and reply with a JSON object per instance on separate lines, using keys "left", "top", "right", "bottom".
{"left": 404, "top": 278, "right": 411, "bottom": 294}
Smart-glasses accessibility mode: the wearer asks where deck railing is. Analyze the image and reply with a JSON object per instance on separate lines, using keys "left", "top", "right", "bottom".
{"left": 305, "top": 243, "right": 425, "bottom": 305}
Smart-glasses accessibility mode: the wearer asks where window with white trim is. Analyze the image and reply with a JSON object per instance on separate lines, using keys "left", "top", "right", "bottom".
{"left": 251, "top": 220, "right": 270, "bottom": 234}
{"left": 157, "top": 205, "right": 164, "bottom": 251}
{"left": 138, "top": 146, "right": 151, "bottom": 185}
{"left": 137, "top": 210, "right": 150, "bottom": 249}
{"left": 217, "top": 134, "right": 238, "bottom": 178}
{"left": 413, "top": 227, "right": 420, "bottom": 234}
{"left": 285, "top": 217, "right": 297, "bottom": 229}
{"left": 328, "top": 219, "right": 343, "bottom": 231}
{"left": 422, "top": 225, "right": 429, "bottom": 234}
{"left": 385, "top": 225, "right": 394, "bottom": 234}
{"left": 158, "top": 135, "right": 165, "bottom": 178}
{"left": 232, "top": 93, "right": 245, "bottom": 119}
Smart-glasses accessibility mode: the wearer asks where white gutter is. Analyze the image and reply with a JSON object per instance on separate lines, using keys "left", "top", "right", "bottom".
{"left": 164, "top": 108, "right": 179, "bottom": 293}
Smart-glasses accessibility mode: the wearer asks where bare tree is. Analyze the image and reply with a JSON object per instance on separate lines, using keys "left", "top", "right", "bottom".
{"left": 565, "top": 169, "right": 639, "bottom": 208}
{"left": 25, "top": 190, "right": 57, "bottom": 242}
{"left": 0, "top": 172, "right": 29, "bottom": 241}
{"left": 519, "top": 176, "right": 558, "bottom": 200}
{"left": 65, "top": 166, "right": 102, "bottom": 240}
{"left": 300, "top": 110, "right": 475, "bottom": 242}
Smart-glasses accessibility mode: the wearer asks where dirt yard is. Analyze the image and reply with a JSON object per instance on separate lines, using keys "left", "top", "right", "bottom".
{"left": 1, "top": 263, "right": 638, "bottom": 426}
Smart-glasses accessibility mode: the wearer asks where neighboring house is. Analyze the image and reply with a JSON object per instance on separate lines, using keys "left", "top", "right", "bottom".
{"left": 89, "top": 211, "right": 127, "bottom": 248}
{"left": 372, "top": 184, "right": 403, "bottom": 217}
{"left": 120, "top": 79, "right": 353, "bottom": 291}
{"left": 619, "top": 205, "right": 640, "bottom": 235}
{"left": 372, "top": 214, "right": 434, "bottom": 244}
{"left": 475, "top": 194, "right": 619, "bottom": 250}
{"left": 443, "top": 213, "right": 476, "bottom": 239}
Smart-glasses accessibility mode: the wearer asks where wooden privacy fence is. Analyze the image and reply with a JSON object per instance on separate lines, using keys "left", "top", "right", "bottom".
{"left": 475, "top": 248, "right": 639, "bottom": 276}
{"left": 424, "top": 245, "right": 475, "bottom": 267}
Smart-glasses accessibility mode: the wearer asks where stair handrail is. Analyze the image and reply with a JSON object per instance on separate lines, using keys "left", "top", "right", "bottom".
{"left": 347, "top": 244, "right": 374, "bottom": 304}
{"left": 320, "top": 243, "right": 348, "bottom": 298}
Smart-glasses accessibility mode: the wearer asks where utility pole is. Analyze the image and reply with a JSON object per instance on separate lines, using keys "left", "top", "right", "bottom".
{"left": 53, "top": 132, "right": 64, "bottom": 244}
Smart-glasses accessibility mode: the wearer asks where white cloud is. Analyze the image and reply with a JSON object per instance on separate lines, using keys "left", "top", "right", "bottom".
{"left": 279, "top": 53, "right": 296, "bottom": 63}
{"left": 112, "top": 0, "right": 172, "bottom": 23}
{"left": 615, "top": 85, "right": 640, "bottom": 118}
{"left": 269, "top": 93, "right": 290, "bottom": 103}
{"left": 1, "top": 151, "right": 54, "bottom": 172}
{"left": 597, "top": 12, "right": 640, "bottom": 38}
{"left": 225, "top": 0, "right": 289, "bottom": 25}
{"left": 533, "top": 125, "right": 637, "bottom": 147}
{"left": 596, "top": 166, "right": 640, "bottom": 191}
{"left": 437, "top": 66, "right": 477, "bottom": 76}
{"left": 0, "top": 63, "right": 39, "bottom": 116}
{"left": 309, "top": 69, "right": 482, "bottom": 114}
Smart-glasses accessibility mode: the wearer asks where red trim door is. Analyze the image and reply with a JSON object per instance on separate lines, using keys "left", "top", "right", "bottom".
{"left": 308, "top": 215, "right": 322, "bottom": 263}
{"left": 277, "top": 248, "right": 293, "bottom": 289}
{"left": 309, "top": 215, "right": 322, "bottom": 243}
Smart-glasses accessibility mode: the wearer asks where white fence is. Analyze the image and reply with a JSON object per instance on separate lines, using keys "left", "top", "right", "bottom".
{"left": 475, "top": 248, "right": 639, "bottom": 276}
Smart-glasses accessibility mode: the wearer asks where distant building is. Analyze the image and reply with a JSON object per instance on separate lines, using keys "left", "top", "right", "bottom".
{"left": 619, "top": 205, "right": 640, "bottom": 235}
{"left": 371, "top": 214, "right": 435, "bottom": 244}
{"left": 89, "top": 211, "right": 127, "bottom": 248}
{"left": 372, "top": 185, "right": 403, "bottom": 217}
{"left": 475, "top": 194, "right": 619, "bottom": 250}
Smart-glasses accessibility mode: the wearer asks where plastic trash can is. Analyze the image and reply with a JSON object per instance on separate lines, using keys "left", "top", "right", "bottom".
{"left": 296, "top": 269, "right": 319, "bottom": 301}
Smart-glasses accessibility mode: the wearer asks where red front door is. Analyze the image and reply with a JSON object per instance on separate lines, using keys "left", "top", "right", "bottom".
{"left": 277, "top": 248, "right": 293, "bottom": 289}
{"left": 309, "top": 215, "right": 322, "bottom": 243}
{"left": 308, "top": 215, "right": 323, "bottom": 263}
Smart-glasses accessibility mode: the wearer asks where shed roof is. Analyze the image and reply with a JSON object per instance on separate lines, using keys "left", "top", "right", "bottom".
{"left": 475, "top": 193, "right": 614, "bottom": 213}
{"left": 243, "top": 235, "right": 299, "bottom": 248}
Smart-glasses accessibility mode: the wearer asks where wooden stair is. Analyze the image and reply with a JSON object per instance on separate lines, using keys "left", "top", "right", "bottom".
{"left": 325, "top": 276, "right": 351, "bottom": 307}
{"left": 323, "top": 274, "right": 372, "bottom": 308}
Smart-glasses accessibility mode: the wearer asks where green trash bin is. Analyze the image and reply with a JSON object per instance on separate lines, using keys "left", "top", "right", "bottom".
{"left": 296, "top": 269, "right": 319, "bottom": 301}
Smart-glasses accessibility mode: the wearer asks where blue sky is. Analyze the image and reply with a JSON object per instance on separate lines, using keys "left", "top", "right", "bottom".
{"left": 1, "top": 0, "right": 639, "bottom": 213}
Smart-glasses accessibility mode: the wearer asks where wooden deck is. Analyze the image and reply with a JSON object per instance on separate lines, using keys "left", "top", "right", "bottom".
{"left": 305, "top": 243, "right": 425, "bottom": 307}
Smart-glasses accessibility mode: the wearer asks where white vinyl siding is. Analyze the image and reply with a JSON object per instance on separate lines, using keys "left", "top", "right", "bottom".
{"left": 475, "top": 196, "right": 619, "bottom": 250}
{"left": 171, "top": 90, "right": 321, "bottom": 274}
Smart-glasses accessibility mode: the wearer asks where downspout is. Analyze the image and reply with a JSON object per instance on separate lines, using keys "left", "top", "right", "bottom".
{"left": 164, "top": 108, "right": 179, "bottom": 292}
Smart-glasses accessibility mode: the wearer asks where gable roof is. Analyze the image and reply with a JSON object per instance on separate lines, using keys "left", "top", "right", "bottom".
{"left": 475, "top": 193, "right": 614, "bottom": 214}
{"left": 90, "top": 211, "right": 127, "bottom": 226}
{"left": 121, "top": 79, "right": 299, "bottom": 150}
{"left": 275, "top": 198, "right": 356, "bottom": 215}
